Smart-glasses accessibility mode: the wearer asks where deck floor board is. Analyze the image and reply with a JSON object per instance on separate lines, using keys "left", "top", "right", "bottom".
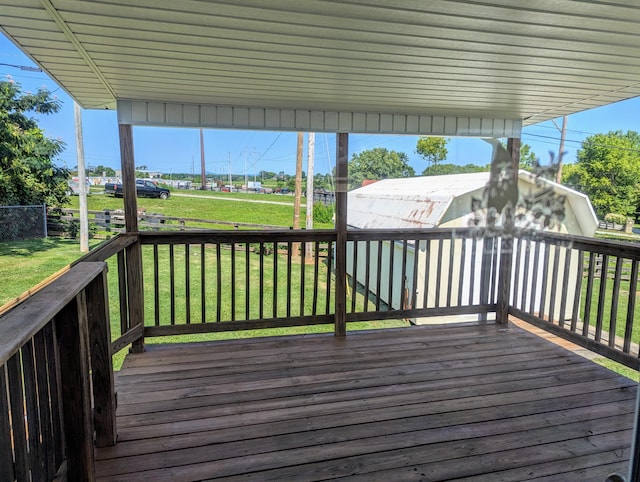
{"left": 96, "top": 322, "right": 637, "bottom": 481}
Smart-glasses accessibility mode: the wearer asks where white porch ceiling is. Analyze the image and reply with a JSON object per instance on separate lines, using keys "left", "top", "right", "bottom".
{"left": 1, "top": 0, "right": 639, "bottom": 133}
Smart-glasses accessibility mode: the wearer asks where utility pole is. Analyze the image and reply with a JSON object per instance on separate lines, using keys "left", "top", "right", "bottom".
{"left": 74, "top": 101, "right": 89, "bottom": 253}
{"left": 293, "top": 132, "right": 304, "bottom": 256}
{"left": 556, "top": 115, "right": 568, "bottom": 183}
{"left": 200, "top": 128, "right": 206, "bottom": 189}
{"left": 305, "top": 133, "right": 315, "bottom": 259}
{"left": 228, "top": 152, "right": 232, "bottom": 187}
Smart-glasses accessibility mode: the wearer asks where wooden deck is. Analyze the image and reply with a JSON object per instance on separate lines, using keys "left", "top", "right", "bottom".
{"left": 95, "top": 322, "right": 637, "bottom": 481}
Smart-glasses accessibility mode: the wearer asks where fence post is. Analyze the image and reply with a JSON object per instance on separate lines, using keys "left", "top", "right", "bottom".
{"left": 497, "top": 236, "right": 513, "bottom": 323}
{"left": 43, "top": 204, "right": 48, "bottom": 238}
{"left": 56, "top": 291, "right": 96, "bottom": 481}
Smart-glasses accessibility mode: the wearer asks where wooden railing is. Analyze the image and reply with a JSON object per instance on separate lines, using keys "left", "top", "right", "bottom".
{"left": 0, "top": 262, "right": 116, "bottom": 481}
{"left": 509, "top": 231, "right": 640, "bottom": 370}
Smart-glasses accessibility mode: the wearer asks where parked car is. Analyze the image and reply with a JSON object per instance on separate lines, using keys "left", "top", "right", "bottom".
{"left": 104, "top": 179, "right": 170, "bottom": 199}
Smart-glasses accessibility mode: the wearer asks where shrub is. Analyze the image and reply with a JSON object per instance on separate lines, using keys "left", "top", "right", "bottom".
{"left": 313, "top": 203, "right": 334, "bottom": 224}
{"left": 604, "top": 213, "right": 627, "bottom": 225}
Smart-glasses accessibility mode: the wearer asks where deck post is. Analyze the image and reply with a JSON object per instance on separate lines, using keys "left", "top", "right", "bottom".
{"left": 118, "top": 124, "right": 145, "bottom": 352}
{"left": 85, "top": 269, "right": 117, "bottom": 447}
{"left": 334, "top": 133, "right": 348, "bottom": 336}
{"left": 56, "top": 292, "right": 96, "bottom": 481}
{"left": 496, "top": 137, "right": 520, "bottom": 323}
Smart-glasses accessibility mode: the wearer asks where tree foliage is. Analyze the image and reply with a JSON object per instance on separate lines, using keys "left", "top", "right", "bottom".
{"left": 348, "top": 148, "right": 414, "bottom": 190}
{"left": 416, "top": 137, "right": 448, "bottom": 173}
{"left": 517, "top": 143, "right": 537, "bottom": 170}
{"left": 564, "top": 130, "right": 640, "bottom": 218}
{"left": 92, "top": 164, "right": 116, "bottom": 177}
{"left": 0, "top": 80, "right": 67, "bottom": 207}
{"left": 422, "top": 163, "right": 488, "bottom": 176}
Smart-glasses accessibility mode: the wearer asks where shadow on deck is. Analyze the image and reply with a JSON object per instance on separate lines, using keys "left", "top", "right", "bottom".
{"left": 95, "top": 322, "right": 637, "bottom": 481}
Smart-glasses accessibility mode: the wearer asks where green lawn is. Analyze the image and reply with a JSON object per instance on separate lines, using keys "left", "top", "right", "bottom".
{"left": 67, "top": 191, "right": 333, "bottom": 229}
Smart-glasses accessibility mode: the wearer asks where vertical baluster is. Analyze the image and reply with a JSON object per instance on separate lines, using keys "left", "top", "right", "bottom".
{"left": 0, "top": 366, "right": 15, "bottom": 481}
{"left": 185, "top": 243, "right": 191, "bottom": 324}
{"left": 376, "top": 240, "right": 383, "bottom": 311}
{"left": 153, "top": 244, "right": 160, "bottom": 326}
{"left": 43, "top": 323, "right": 64, "bottom": 471}
{"left": 446, "top": 238, "right": 455, "bottom": 307}
{"left": 325, "top": 241, "right": 333, "bottom": 315}
{"left": 169, "top": 244, "right": 176, "bottom": 325}
{"left": 274, "top": 242, "right": 279, "bottom": 317}
{"left": 521, "top": 239, "right": 531, "bottom": 311}
{"left": 400, "top": 239, "right": 408, "bottom": 309}
{"left": 201, "top": 243, "right": 206, "bottom": 323}
{"left": 529, "top": 242, "right": 541, "bottom": 314}
{"left": 216, "top": 242, "right": 222, "bottom": 322}
{"left": 388, "top": 239, "right": 395, "bottom": 310}
{"left": 259, "top": 242, "right": 265, "bottom": 320}
{"left": 582, "top": 252, "right": 597, "bottom": 337}
{"left": 313, "top": 241, "right": 320, "bottom": 316}
{"left": 609, "top": 257, "right": 623, "bottom": 348}
{"left": 558, "top": 245, "right": 572, "bottom": 329}
{"left": 435, "top": 239, "right": 443, "bottom": 308}
{"left": 246, "top": 242, "right": 251, "bottom": 320}
{"left": 33, "top": 330, "right": 55, "bottom": 477}
{"left": 468, "top": 237, "right": 476, "bottom": 306}
{"left": 571, "top": 250, "right": 584, "bottom": 332}
{"left": 457, "top": 237, "right": 466, "bottom": 307}
{"left": 287, "top": 241, "right": 293, "bottom": 318}
{"left": 624, "top": 259, "right": 638, "bottom": 353}
{"left": 300, "top": 241, "right": 306, "bottom": 316}
{"left": 411, "top": 239, "right": 420, "bottom": 310}
{"left": 22, "top": 340, "right": 45, "bottom": 480}
{"left": 595, "top": 254, "right": 609, "bottom": 342}
{"left": 423, "top": 239, "right": 431, "bottom": 309}
{"left": 351, "top": 241, "right": 358, "bottom": 313}
{"left": 117, "top": 250, "right": 128, "bottom": 333}
{"left": 512, "top": 238, "right": 522, "bottom": 307}
{"left": 538, "top": 242, "right": 551, "bottom": 320}
{"left": 7, "top": 353, "right": 28, "bottom": 481}
{"left": 548, "top": 244, "right": 561, "bottom": 323}
{"left": 490, "top": 237, "right": 499, "bottom": 304}
{"left": 231, "top": 243, "right": 236, "bottom": 321}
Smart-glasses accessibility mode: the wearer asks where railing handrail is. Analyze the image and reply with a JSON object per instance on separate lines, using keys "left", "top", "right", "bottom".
{"left": 0, "top": 262, "right": 107, "bottom": 365}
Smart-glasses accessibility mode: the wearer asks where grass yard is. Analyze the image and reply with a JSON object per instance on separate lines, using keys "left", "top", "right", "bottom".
{"left": 67, "top": 191, "right": 333, "bottom": 229}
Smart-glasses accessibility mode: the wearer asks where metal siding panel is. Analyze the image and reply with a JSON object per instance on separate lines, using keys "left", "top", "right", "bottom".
{"left": 281, "top": 109, "right": 295, "bottom": 129}
{"left": 406, "top": 115, "right": 419, "bottom": 133}
{"left": 233, "top": 107, "right": 249, "bottom": 127}
{"left": 217, "top": 107, "right": 233, "bottom": 126}
{"left": 481, "top": 118, "right": 494, "bottom": 136}
{"left": 310, "top": 110, "right": 325, "bottom": 130}
{"left": 295, "top": 110, "right": 310, "bottom": 130}
{"left": 166, "top": 103, "right": 183, "bottom": 125}
{"left": 265, "top": 109, "right": 280, "bottom": 128}
{"left": 432, "top": 116, "right": 445, "bottom": 134}
{"left": 353, "top": 113, "right": 366, "bottom": 132}
{"left": 338, "top": 112, "right": 352, "bottom": 132}
{"left": 147, "top": 102, "right": 165, "bottom": 123}
{"left": 366, "top": 113, "right": 380, "bottom": 132}
{"left": 183, "top": 104, "right": 200, "bottom": 125}
{"left": 324, "top": 111, "right": 338, "bottom": 131}
{"left": 380, "top": 114, "right": 393, "bottom": 132}
{"left": 444, "top": 116, "right": 458, "bottom": 135}
{"left": 201, "top": 105, "right": 217, "bottom": 125}
{"left": 392, "top": 114, "right": 406, "bottom": 133}
{"left": 457, "top": 117, "right": 470, "bottom": 135}
{"left": 419, "top": 115, "right": 432, "bottom": 133}
{"left": 469, "top": 118, "right": 482, "bottom": 136}
{"left": 116, "top": 100, "right": 132, "bottom": 124}
{"left": 131, "top": 101, "right": 148, "bottom": 123}
{"left": 249, "top": 108, "right": 265, "bottom": 128}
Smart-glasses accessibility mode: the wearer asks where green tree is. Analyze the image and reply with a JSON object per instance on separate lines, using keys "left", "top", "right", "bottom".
{"left": 93, "top": 164, "right": 116, "bottom": 177}
{"left": 416, "top": 137, "right": 448, "bottom": 173}
{"left": 498, "top": 142, "right": 538, "bottom": 170}
{"left": 568, "top": 130, "right": 640, "bottom": 218}
{"left": 422, "top": 163, "right": 488, "bottom": 176}
{"left": 348, "top": 148, "right": 414, "bottom": 190}
{"left": 0, "top": 80, "right": 67, "bottom": 206}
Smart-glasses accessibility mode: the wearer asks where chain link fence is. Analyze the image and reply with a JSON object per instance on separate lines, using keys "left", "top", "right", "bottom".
{"left": 0, "top": 204, "right": 48, "bottom": 241}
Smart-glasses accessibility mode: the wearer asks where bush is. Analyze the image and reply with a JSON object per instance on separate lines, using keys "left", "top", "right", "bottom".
{"left": 604, "top": 213, "right": 627, "bottom": 225}
{"left": 313, "top": 203, "right": 334, "bottom": 224}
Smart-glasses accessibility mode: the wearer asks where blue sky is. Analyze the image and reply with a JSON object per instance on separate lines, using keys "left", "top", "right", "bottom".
{"left": 3, "top": 33, "right": 640, "bottom": 177}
